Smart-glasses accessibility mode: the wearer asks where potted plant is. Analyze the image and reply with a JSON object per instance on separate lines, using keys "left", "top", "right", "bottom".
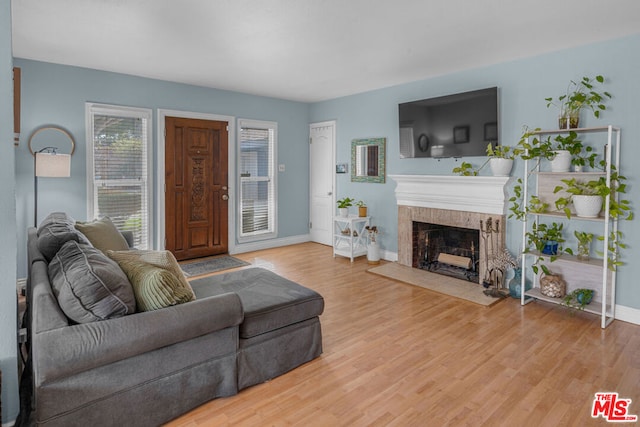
{"left": 545, "top": 75, "right": 612, "bottom": 129}
{"left": 563, "top": 288, "right": 595, "bottom": 310}
{"left": 553, "top": 173, "right": 632, "bottom": 220}
{"left": 551, "top": 131, "right": 596, "bottom": 172}
{"left": 526, "top": 221, "right": 565, "bottom": 256}
{"left": 486, "top": 143, "right": 522, "bottom": 176}
{"left": 356, "top": 200, "right": 368, "bottom": 217}
{"left": 571, "top": 230, "right": 594, "bottom": 261}
{"left": 524, "top": 221, "right": 566, "bottom": 275}
{"left": 336, "top": 197, "right": 354, "bottom": 217}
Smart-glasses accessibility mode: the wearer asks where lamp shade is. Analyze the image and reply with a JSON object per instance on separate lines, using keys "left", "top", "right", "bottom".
{"left": 35, "top": 152, "right": 71, "bottom": 177}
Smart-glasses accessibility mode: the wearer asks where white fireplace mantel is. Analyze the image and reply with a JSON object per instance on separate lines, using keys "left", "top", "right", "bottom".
{"left": 389, "top": 174, "right": 510, "bottom": 215}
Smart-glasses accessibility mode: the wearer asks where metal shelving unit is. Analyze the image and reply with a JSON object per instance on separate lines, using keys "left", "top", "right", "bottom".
{"left": 519, "top": 126, "right": 620, "bottom": 328}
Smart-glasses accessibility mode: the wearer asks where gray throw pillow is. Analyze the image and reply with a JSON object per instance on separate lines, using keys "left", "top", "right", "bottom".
{"left": 48, "top": 240, "right": 136, "bottom": 323}
{"left": 37, "top": 212, "right": 90, "bottom": 261}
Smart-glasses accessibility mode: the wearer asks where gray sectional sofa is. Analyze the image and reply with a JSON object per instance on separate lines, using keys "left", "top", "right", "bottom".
{"left": 24, "top": 213, "right": 324, "bottom": 426}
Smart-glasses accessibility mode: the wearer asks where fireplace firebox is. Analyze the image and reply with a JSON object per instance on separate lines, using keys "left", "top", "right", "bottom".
{"left": 412, "top": 222, "right": 480, "bottom": 282}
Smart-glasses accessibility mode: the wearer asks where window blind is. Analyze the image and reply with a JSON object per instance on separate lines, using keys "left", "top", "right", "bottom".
{"left": 89, "top": 107, "right": 150, "bottom": 249}
{"left": 239, "top": 125, "right": 276, "bottom": 238}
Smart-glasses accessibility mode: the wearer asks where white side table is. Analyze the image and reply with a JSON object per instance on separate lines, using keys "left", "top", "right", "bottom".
{"left": 333, "top": 215, "right": 370, "bottom": 262}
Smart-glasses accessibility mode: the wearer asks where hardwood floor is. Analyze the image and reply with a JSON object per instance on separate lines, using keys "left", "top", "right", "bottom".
{"left": 167, "top": 242, "right": 640, "bottom": 427}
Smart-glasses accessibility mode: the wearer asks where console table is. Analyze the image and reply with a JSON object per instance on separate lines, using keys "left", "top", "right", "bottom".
{"left": 333, "top": 215, "right": 370, "bottom": 262}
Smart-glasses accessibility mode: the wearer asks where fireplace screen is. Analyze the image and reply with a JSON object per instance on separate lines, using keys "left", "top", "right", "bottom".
{"left": 412, "top": 222, "right": 480, "bottom": 282}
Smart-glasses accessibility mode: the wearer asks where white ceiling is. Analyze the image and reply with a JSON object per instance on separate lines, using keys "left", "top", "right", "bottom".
{"left": 11, "top": 0, "right": 640, "bottom": 103}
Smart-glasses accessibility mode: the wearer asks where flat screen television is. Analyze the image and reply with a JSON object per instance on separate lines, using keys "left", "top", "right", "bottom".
{"left": 398, "top": 87, "right": 498, "bottom": 158}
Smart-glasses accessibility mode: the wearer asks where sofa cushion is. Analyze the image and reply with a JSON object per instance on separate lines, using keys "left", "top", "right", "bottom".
{"left": 48, "top": 240, "right": 136, "bottom": 323}
{"left": 190, "top": 268, "right": 324, "bottom": 339}
{"left": 107, "top": 250, "right": 196, "bottom": 311}
{"left": 37, "top": 212, "right": 90, "bottom": 261}
{"left": 75, "top": 217, "right": 130, "bottom": 253}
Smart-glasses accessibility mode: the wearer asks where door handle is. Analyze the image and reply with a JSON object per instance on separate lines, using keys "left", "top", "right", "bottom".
{"left": 327, "top": 191, "right": 333, "bottom": 196}
{"left": 222, "top": 186, "right": 228, "bottom": 191}
{"left": 221, "top": 194, "right": 229, "bottom": 201}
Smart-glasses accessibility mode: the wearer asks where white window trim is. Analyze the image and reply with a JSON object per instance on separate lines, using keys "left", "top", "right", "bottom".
{"left": 237, "top": 118, "right": 278, "bottom": 244}
{"left": 85, "top": 102, "right": 153, "bottom": 249}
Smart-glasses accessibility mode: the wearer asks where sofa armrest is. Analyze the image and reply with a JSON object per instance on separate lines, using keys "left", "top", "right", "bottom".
{"left": 33, "top": 292, "right": 243, "bottom": 385}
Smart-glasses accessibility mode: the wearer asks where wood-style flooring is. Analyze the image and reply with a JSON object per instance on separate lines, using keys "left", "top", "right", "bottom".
{"left": 167, "top": 242, "right": 640, "bottom": 427}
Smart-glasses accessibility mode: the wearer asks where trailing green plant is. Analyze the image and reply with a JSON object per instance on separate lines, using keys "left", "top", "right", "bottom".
{"left": 545, "top": 75, "right": 612, "bottom": 123}
{"left": 553, "top": 173, "right": 632, "bottom": 220}
{"left": 486, "top": 143, "right": 522, "bottom": 160}
{"left": 563, "top": 288, "right": 595, "bottom": 311}
{"left": 524, "top": 221, "right": 567, "bottom": 275}
{"left": 336, "top": 197, "right": 354, "bottom": 209}
{"left": 508, "top": 183, "right": 550, "bottom": 221}
{"left": 573, "top": 230, "right": 594, "bottom": 247}
{"left": 597, "top": 230, "right": 627, "bottom": 271}
{"left": 452, "top": 161, "right": 478, "bottom": 176}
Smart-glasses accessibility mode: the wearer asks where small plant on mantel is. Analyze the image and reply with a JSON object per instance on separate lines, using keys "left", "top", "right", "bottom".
{"left": 452, "top": 161, "right": 478, "bottom": 176}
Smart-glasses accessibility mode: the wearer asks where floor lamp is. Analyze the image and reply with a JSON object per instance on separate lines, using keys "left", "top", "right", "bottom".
{"left": 29, "top": 126, "right": 75, "bottom": 227}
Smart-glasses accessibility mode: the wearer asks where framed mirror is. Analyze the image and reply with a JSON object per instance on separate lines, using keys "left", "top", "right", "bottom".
{"left": 351, "top": 137, "right": 385, "bottom": 183}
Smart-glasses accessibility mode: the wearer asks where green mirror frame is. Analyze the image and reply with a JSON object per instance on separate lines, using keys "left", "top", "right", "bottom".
{"left": 350, "top": 137, "right": 386, "bottom": 183}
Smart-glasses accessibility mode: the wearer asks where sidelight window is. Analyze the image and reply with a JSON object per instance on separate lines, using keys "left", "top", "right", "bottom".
{"left": 237, "top": 119, "right": 277, "bottom": 241}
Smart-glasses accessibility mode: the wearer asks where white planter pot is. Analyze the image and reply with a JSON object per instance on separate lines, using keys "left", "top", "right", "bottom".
{"left": 550, "top": 150, "right": 572, "bottom": 172}
{"left": 573, "top": 195, "right": 603, "bottom": 218}
{"left": 367, "top": 242, "right": 380, "bottom": 264}
{"left": 338, "top": 207, "right": 349, "bottom": 217}
{"left": 489, "top": 158, "right": 513, "bottom": 176}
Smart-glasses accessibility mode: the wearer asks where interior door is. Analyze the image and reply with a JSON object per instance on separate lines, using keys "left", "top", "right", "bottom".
{"left": 165, "top": 116, "right": 229, "bottom": 260}
{"left": 309, "top": 121, "right": 335, "bottom": 246}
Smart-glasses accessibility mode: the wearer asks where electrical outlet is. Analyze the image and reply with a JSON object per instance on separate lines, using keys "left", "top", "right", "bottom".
{"left": 278, "top": 164, "right": 285, "bottom": 172}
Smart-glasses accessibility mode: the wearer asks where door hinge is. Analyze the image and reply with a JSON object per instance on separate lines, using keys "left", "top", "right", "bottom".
{"left": 309, "top": 222, "right": 312, "bottom": 229}
{"left": 309, "top": 137, "right": 312, "bottom": 144}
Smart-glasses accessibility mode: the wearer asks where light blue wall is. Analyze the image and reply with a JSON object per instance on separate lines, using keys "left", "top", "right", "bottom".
{"left": 14, "top": 59, "right": 311, "bottom": 278}
{"left": 1, "top": 1, "right": 19, "bottom": 423}
{"left": 310, "top": 34, "right": 640, "bottom": 310}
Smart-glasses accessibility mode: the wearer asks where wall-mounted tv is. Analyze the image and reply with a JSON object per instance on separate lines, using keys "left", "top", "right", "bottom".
{"left": 398, "top": 87, "right": 498, "bottom": 158}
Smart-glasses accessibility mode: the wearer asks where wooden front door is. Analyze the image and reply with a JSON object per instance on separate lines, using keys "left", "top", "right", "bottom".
{"left": 165, "top": 117, "right": 229, "bottom": 261}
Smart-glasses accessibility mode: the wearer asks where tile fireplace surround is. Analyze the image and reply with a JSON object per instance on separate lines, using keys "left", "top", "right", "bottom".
{"left": 390, "top": 175, "right": 510, "bottom": 285}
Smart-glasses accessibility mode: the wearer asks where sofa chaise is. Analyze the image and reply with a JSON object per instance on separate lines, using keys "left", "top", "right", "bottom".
{"left": 23, "top": 213, "right": 324, "bottom": 426}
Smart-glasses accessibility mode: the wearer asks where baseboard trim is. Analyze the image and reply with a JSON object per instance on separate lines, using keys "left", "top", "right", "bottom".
{"left": 615, "top": 304, "right": 640, "bottom": 325}
{"left": 231, "top": 234, "right": 311, "bottom": 254}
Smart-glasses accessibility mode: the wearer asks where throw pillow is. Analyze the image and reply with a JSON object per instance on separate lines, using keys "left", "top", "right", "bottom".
{"left": 48, "top": 240, "right": 136, "bottom": 323}
{"left": 107, "top": 250, "right": 195, "bottom": 311}
{"left": 37, "top": 212, "right": 90, "bottom": 261}
{"left": 75, "top": 217, "right": 130, "bottom": 253}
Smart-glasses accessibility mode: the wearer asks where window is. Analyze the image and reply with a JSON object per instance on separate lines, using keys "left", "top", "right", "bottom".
{"left": 86, "top": 103, "right": 152, "bottom": 249}
{"left": 238, "top": 119, "right": 277, "bottom": 241}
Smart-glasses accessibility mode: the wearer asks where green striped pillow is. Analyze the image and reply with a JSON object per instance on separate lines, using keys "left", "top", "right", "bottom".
{"left": 107, "top": 250, "right": 195, "bottom": 311}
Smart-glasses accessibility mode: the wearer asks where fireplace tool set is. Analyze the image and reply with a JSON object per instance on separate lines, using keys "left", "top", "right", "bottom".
{"left": 480, "top": 217, "right": 508, "bottom": 298}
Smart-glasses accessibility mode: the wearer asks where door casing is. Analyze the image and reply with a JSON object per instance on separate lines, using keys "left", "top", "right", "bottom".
{"left": 309, "top": 120, "right": 336, "bottom": 246}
